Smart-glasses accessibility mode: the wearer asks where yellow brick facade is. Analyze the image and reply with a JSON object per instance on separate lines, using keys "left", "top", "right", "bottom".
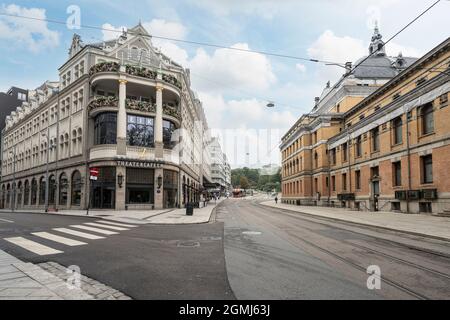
{"left": 281, "top": 36, "right": 450, "bottom": 214}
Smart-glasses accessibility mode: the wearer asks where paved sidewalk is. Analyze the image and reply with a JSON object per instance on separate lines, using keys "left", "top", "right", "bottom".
{"left": 0, "top": 249, "right": 90, "bottom": 300}
{"left": 146, "top": 199, "right": 225, "bottom": 224}
{"left": 0, "top": 250, "right": 131, "bottom": 300}
{"left": 260, "top": 201, "right": 450, "bottom": 241}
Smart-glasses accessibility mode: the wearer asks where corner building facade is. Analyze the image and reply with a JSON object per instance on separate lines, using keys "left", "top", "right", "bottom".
{"left": 1, "top": 24, "right": 210, "bottom": 211}
{"left": 281, "top": 29, "right": 450, "bottom": 214}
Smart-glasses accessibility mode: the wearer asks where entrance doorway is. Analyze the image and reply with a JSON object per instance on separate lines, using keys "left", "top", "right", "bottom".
{"left": 91, "top": 167, "right": 116, "bottom": 209}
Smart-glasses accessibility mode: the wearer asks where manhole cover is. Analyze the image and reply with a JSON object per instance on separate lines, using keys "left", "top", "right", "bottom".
{"left": 242, "top": 231, "right": 262, "bottom": 236}
{"left": 177, "top": 241, "right": 200, "bottom": 248}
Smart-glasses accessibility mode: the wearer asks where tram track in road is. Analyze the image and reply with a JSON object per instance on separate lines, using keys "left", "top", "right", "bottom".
{"left": 225, "top": 200, "right": 450, "bottom": 300}
{"left": 253, "top": 200, "right": 450, "bottom": 259}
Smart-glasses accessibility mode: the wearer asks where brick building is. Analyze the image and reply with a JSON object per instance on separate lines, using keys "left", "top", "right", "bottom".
{"left": 280, "top": 29, "right": 450, "bottom": 214}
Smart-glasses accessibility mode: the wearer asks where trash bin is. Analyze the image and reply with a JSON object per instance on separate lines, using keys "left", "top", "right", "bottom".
{"left": 186, "top": 202, "right": 194, "bottom": 216}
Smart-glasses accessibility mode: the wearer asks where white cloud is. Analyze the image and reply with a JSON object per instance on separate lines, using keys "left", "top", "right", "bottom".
{"left": 143, "top": 19, "right": 187, "bottom": 40}
{"left": 101, "top": 23, "right": 127, "bottom": 41}
{"left": 142, "top": 19, "right": 189, "bottom": 66}
{"left": 189, "top": 43, "right": 276, "bottom": 94}
{"left": 386, "top": 41, "right": 423, "bottom": 58}
{"left": 0, "top": 4, "right": 59, "bottom": 53}
{"left": 199, "top": 92, "right": 294, "bottom": 167}
{"left": 295, "top": 63, "right": 306, "bottom": 73}
{"left": 308, "top": 30, "right": 366, "bottom": 65}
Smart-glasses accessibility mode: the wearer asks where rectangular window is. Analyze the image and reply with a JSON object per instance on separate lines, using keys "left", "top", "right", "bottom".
{"left": 332, "top": 176, "right": 336, "bottom": 191}
{"left": 342, "top": 173, "right": 347, "bottom": 191}
{"left": 355, "top": 136, "right": 362, "bottom": 157}
{"left": 393, "top": 161, "right": 402, "bottom": 186}
{"left": 422, "top": 155, "right": 433, "bottom": 184}
{"left": 393, "top": 116, "right": 403, "bottom": 145}
{"left": 331, "top": 148, "right": 336, "bottom": 165}
{"left": 421, "top": 103, "right": 434, "bottom": 135}
{"left": 342, "top": 143, "right": 347, "bottom": 162}
{"left": 355, "top": 170, "right": 361, "bottom": 190}
{"left": 325, "top": 177, "right": 329, "bottom": 188}
{"left": 127, "top": 115, "right": 155, "bottom": 148}
{"left": 371, "top": 127, "right": 380, "bottom": 152}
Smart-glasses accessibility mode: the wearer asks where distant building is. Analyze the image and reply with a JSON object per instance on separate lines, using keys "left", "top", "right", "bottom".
{"left": 209, "top": 137, "right": 230, "bottom": 193}
{"left": 281, "top": 27, "right": 450, "bottom": 214}
{"left": 0, "top": 87, "right": 29, "bottom": 179}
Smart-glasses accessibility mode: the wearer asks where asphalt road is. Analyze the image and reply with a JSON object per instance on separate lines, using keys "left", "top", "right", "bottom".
{"left": 0, "top": 211, "right": 234, "bottom": 300}
{"left": 218, "top": 199, "right": 450, "bottom": 300}
{"left": 1, "top": 200, "right": 449, "bottom": 300}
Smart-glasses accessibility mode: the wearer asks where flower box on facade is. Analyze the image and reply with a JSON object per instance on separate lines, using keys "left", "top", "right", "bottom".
{"left": 88, "top": 96, "right": 119, "bottom": 111}
{"left": 89, "top": 62, "right": 120, "bottom": 76}
{"left": 126, "top": 99, "right": 156, "bottom": 113}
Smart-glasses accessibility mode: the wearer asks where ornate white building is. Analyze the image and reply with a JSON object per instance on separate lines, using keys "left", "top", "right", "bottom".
{"left": 1, "top": 24, "right": 212, "bottom": 210}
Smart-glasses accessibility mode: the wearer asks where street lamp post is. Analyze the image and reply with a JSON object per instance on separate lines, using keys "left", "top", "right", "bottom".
{"left": 42, "top": 130, "right": 50, "bottom": 212}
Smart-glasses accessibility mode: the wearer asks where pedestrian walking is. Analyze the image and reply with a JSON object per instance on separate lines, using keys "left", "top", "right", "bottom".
{"left": 275, "top": 197, "right": 278, "bottom": 204}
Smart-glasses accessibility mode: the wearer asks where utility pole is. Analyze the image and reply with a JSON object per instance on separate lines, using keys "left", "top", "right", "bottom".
{"left": 42, "top": 130, "right": 50, "bottom": 212}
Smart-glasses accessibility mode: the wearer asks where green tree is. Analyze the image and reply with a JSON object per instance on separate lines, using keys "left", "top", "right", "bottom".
{"left": 240, "top": 176, "right": 250, "bottom": 190}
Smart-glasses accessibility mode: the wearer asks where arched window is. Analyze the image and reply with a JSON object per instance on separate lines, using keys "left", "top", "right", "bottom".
{"left": 24, "top": 180, "right": 30, "bottom": 206}
{"left": 59, "top": 173, "right": 68, "bottom": 206}
{"left": 31, "top": 179, "right": 37, "bottom": 205}
{"left": 48, "top": 175, "right": 56, "bottom": 205}
{"left": 94, "top": 113, "right": 117, "bottom": 145}
{"left": 71, "top": 170, "right": 82, "bottom": 206}
{"left": 39, "top": 177, "right": 46, "bottom": 205}
{"left": 77, "top": 128, "right": 83, "bottom": 154}
{"left": 130, "top": 46, "right": 139, "bottom": 61}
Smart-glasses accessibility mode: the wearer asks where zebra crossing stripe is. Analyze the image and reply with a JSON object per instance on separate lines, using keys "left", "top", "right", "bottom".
{"left": 53, "top": 228, "right": 105, "bottom": 240}
{"left": 96, "top": 220, "right": 138, "bottom": 228}
{"left": 84, "top": 222, "right": 129, "bottom": 231}
{"left": 70, "top": 225, "right": 119, "bottom": 235}
{"left": 4, "top": 237, "right": 63, "bottom": 256}
{"left": 32, "top": 232, "right": 87, "bottom": 246}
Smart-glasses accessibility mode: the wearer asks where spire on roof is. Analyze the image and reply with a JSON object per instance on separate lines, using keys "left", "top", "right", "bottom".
{"left": 369, "top": 21, "right": 386, "bottom": 56}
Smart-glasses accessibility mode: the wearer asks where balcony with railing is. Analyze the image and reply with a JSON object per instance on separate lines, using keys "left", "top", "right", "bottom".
{"left": 89, "top": 62, "right": 182, "bottom": 90}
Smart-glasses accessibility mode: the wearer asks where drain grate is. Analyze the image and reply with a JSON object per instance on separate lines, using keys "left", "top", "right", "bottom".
{"left": 177, "top": 241, "right": 200, "bottom": 248}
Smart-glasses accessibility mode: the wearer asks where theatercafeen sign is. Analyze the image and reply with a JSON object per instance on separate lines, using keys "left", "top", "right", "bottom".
{"left": 116, "top": 160, "right": 164, "bottom": 168}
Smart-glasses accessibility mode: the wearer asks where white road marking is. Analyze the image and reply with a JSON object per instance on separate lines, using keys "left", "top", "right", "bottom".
{"left": 4, "top": 237, "right": 63, "bottom": 256}
{"left": 70, "top": 225, "right": 118, "bottom": 235}
{"left": 53, "top": 228, "right": 105, "bottom": 240}
{"left": 84, "top": 222, "right": 129, "bottom": 231}
{"left": 0, "top": 218, "right": 14, "bottom": 223}
{"left": 96, "top": 220, "right": 137, "bottom": 228}
{"left": 32, "top": 232, "right": 87, "bottom": 247}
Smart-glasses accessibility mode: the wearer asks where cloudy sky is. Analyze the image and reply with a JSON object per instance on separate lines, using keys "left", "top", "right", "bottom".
{"left": 0, "top": 0, "right": 449, "bottom": 167}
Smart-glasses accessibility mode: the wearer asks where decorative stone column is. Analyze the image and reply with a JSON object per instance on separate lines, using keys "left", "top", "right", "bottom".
{"left": 154, "top": 168, "right": 164, "bottom": 209}
{"left": 155, "top": 83, "right": 164, "bottom": 159}
{"left": 117, "top": 78, "right": 128, "bottom": 156}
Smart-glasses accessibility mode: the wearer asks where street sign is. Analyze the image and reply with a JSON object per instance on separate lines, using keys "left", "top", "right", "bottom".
{"left": 90, "top": 168, "right": 99, "bottom": 181}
